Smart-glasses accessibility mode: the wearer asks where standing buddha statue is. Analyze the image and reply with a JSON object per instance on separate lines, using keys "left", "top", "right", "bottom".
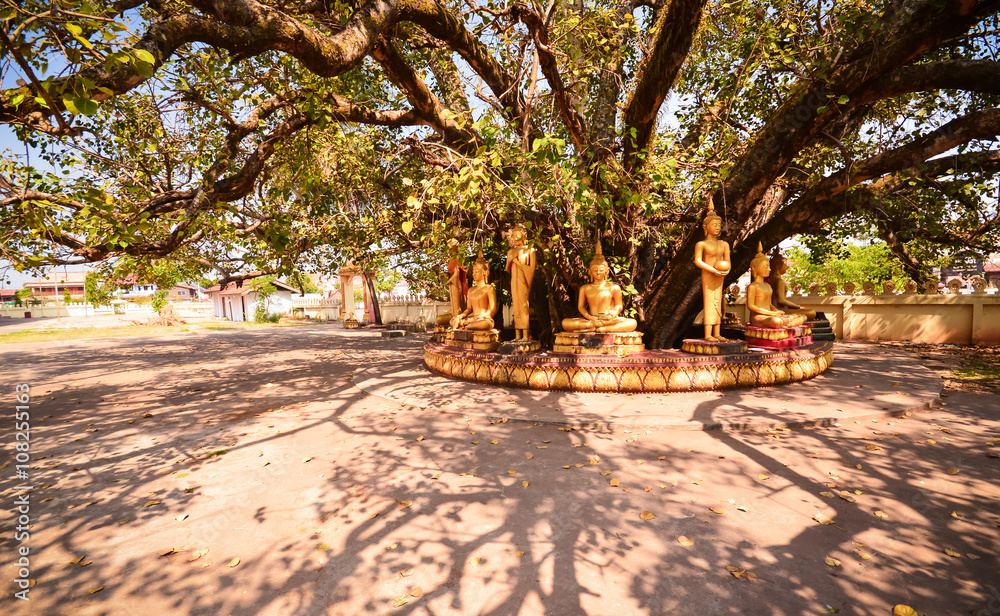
{"left": 506, "top": 224, "right": 536, "bottom": 340}
{"left": 693, "top": 202, "right": 731, "bottom": 341}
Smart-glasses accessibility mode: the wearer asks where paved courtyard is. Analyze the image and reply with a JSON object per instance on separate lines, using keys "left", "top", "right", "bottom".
{"left": 1, "top": 324, "right": 998, "bottom": 615}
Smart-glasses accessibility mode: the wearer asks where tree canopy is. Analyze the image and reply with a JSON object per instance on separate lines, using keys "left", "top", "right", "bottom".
{"left": 2, "top": 0, "right": 999, "bottom": 345}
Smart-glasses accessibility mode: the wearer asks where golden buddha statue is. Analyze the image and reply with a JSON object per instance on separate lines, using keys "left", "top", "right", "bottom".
{"left": 766, "top": 248, "right": 816, "bottom": 320}
{"left": 445, "top": 238, "right": 468, "bottom": 321}
{"left": 561, "top": 242, "right": 637, "bottom": 333}
{"left": 450, "top": 249, "right": 497, "bottom": 331}
{"left": 747, "top": 243, "right": 809, "bottom": 329}
{"left": 693, "top": 203, "right": 730, "bottom": 341}
{"left": 506, "top": 223, "right": 536, "bottom": 341}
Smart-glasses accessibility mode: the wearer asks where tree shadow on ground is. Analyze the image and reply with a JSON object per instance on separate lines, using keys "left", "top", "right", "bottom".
{"left": 1, "top": 331, "right": 997, "bottom": 615}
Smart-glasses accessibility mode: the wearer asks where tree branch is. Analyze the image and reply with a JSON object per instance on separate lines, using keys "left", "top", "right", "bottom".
{"left": 852, "top": 59, "right": 1000, "bottom": 105}
{"left": 371, "top": 38, "right": 480, "bottom": 153}
{"left": 1, "top": 0, "right": 401, "bottom": 124}
{"left": 621, "top": 0, "right": 707, "bottom": 174}
{"left": 511, "top": 2, "right": 590, "bottom": 155}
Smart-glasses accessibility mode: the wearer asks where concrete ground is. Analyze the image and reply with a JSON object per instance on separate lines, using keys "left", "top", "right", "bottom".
{"left": 0, "top": 323, "right": 998, "bottom": 616}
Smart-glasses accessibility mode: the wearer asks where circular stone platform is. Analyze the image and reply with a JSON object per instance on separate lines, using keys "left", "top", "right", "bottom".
{"left": 354, "top": 342, "right": 941, "bottom": 430}
{"left": 424, "top": 340, "right": 834, "bottom": 393}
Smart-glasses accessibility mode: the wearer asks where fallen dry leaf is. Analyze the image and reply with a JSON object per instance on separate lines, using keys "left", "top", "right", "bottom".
{"left": 409, "top": 587, "right": 423, "bottom": 598}
{"left": 857, "top": 550, "right": 873, "bottom": 560}
{"left": 640, "top": 510, "right": 655, "bottom": 520}
{"left": 813, "top": 513, "right": 837, "bottom": 525}
{"left": 820, "top": 491, "right": 835, "bottom": 498}
{"left": 967, "top": 553, "right": 981, "bottom": 560}
{"left": 944, "top": 548, "right": 961, "bottom": 558}
{"left": 946, "top": 468, "right": 961, "bottom": 475}
{"left": 725, "top": 565, "right": 757, "bottom": 580}
{"left": 516, "top": 551, "right": 526, "bottom": 557}
{"left": 144, "top": 500, "right": 161, "bottom": 508}
{"left": 892, "top": 605, "right": 918, "bottom": 616}
{"left": 525, "top": 453, "right": 533, "bottom": 460}
{"left": 228, "top": 557, "right": 240, "bottom": 567}
{"left": 709, "top": 507, "right": 725, "bottom": 515}
{"left": 398, "top": 500, "right": 412, "bottom": 509}
{"left": 521, "top": 480, "right": 529, "bottom": 488}
{"left": 677, "top": 536, "right": 694, "bottom": 547}
{"left": 88, "top": 586, "right": 104, "bottom": 594}
{"left": 469, "top": 557, "right": 480, "bottom": 565}
{"left": 874, "top": 510, "right": 889, "bottom": 519}
{"left": 507, "top": 470, "right": 516, "bottom": 475}
{"left": 824, "top": 557, "right": 841, "bottom": 567}
{"left": 758, "top": 474, "right": 769, "bottom": 480}
{"left": 609, "top": 478, "right": 621, "bottom": 487}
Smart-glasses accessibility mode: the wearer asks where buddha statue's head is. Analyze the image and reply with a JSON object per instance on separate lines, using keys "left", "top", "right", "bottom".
{"left": 510, "top": 223, "right": 527, "bottom": 247}
{"left": 750, "top": 242, "right": 770, "bottom": 279}
{"left": 702, "top": 202, "right": 722, "bottom": 237}
{"left": 769, "top": 247, "right": 787, "bottom": 276}
{"left": 589, "top": 241, "right": 609, "bottom": 282}
{"left": 472, "top": 247, "right": 490, "bottom": 283}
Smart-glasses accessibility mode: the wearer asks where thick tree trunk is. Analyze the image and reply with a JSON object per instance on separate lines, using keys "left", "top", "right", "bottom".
{"left": 365, "top": 273, "right": 383, "bottom": 325}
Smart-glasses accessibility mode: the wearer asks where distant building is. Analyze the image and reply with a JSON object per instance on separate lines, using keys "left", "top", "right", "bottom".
{"left": 985, "top": 253, "right": 1000, "bottom": 287}
{"left": 204, "top": 280, "right": 297, "bottom": 322}
{"left": 114, "top": 275, "right": 202, "bottom": 301}
{"left": 23, "top": 271, "right": 87, "bottom": 297}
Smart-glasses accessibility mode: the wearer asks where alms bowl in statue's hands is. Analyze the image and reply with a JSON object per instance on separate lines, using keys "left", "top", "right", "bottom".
{"left": 715, "top": 260, "right": 731, "bottom": 275}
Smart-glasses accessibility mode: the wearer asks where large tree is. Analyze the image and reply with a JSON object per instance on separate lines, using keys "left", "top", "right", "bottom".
{"left": 2, "top": 0, "right": 999, "bottom": 346}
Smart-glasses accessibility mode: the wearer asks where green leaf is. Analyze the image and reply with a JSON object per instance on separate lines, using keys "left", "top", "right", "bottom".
{"left": 134, "top": 61, "right": 155, "bottom": 78}
{"left": 0, "top": 7, "right": 16, "bottom": 20}
{"left": 134, "top": 49, "right": 156, "bottom": 64}
{"left": 76, "top": 97, "right": 98, "bottom": 116}
{"left": 837, "top": 95, "right": 850, "bottom": 105}
{"left": 72, "top": 34, "right": 93, "bottom": 50}
{"left": 63, "top": 96, "right": 81, "bottom": 115}
{"left": 66, "top": 23, "right": 83, "bottom": 36}
{"left": 10, "top": 93, "right": 25, "bottom": 107}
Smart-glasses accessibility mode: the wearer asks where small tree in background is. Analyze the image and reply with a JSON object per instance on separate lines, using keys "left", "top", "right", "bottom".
{"left": 85, "top": 272, "right": 113, "bottom": 306}
{"left": 150, "top": 289, "right": 169, "bottom": 313}
{"left": 250, "top": 277, "right": 281, "bottom": 323}
{"left": 63, "top": 288, "right": 72, "bottom": 303}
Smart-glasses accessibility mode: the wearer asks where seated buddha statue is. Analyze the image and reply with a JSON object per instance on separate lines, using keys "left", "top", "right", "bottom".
{"left": 561, "top": 242, "right": 638, "bottom": 333}
{"left": 450, "top": 249, "right": 497, "bottom": 331}
{"left": 747, "top": 243, "right": 809, "bottom": 329}
{"left": 766, "top": 248, "right": 816, "bottom": 320}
